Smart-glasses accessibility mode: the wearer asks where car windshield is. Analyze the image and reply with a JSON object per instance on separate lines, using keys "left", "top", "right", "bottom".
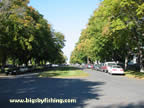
{"left": 108, "top": 63, "right": 117, "bottom": 66}
{"left": 112, "top": 65, "right": 121, "bottom": 68}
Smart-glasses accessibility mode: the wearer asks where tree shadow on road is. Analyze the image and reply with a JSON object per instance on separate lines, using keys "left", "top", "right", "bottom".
{"left": 0, "top": 77, "right": 104, "bottom": 108}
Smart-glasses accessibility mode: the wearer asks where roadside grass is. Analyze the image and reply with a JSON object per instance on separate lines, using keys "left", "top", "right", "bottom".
{"left": 38, "top": 67, "right": 89, "bottom": 78}
{"left": 125, "top": 70, "right": 144, "bottom": 79}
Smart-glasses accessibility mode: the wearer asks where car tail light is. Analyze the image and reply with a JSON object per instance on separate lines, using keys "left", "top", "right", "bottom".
{"left": 112, "top": 69, "right": 117, "bottom": 71}
{"left": 120, "top": 69, "right": 123, "bottom": 71}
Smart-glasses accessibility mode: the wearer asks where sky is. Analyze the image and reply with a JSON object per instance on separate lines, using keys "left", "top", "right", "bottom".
{"left": 29, "top": 0, "right": 101, "bottom": 63}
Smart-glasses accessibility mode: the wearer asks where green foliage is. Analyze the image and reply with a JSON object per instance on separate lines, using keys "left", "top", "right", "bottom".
{"left": 0, "top": 0, "right": 66, "bottom": 67}
{"left": 54, "top": 32, "right": 65, "bottom": 49}
{"left": 70, "top": 0, "right": 144, "bottom": 67}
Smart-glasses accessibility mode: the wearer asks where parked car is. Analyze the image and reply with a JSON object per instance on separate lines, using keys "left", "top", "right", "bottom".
{"left": 85, "top": 64, "right": 93, "bottom": 69}
{"left": 108, "top": 65, "right": 124, "bottom": 75}
{"left": 97, "top": 64, "right": 103, "bottom": 71}
{"left": 19, "top": 67, "right": 29, "bottom": 72}
{"left": 88, "top": 64, "right": 91, "bottom": 68}
{"left": 90, "top": 64, "right": 94, "bottom": 69}
{"left": 94, "top": 64, "right": 98, "bottom": 70}
{"left": 81, "top": 63, "right": 85, "bottom": 68}
{"left": 52, "top": 64, "right": 59, "bottom": 67}
{"left": 5, "top": 67, "right": 19, "bottom": 75}
{"left": 127, "top": 63, "right": 140, "bottom": 71}
{"left": 94, "top": 63, "right": 101, "bottom": 71}
{"left": 101, "top": 62, "right": 117, "bottom": 72}
{"left": 94, "top": 64, "right": 101, "bottom": 71}
{"left": 100, "top": 63, "right": 106, "bottom": 72}
{"left": 85, "top": 64, "right": 89, "bottom": 68}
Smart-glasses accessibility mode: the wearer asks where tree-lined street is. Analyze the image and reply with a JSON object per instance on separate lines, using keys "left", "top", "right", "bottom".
{"left": 0, "top": 0, "right": 144, "bottom": 108}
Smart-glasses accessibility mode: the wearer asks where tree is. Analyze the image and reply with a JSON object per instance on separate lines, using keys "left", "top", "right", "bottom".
{"left": 71, "top": 0, "right": 144, "bottom": 72}
{"left": 0, "top": 0, "right": 66, "bottom": 72}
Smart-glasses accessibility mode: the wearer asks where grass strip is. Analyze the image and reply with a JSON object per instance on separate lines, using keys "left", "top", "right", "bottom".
{"left": 38, "top": 67, "right": 89, "bottom": 78}
{"left": 125, "top": 70, "right": 144, "bottom": 80}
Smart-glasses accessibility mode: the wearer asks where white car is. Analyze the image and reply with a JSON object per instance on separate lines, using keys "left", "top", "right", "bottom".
{"left": 108, "top": 65, "right": 124, "bottom": 75}
{"left": 102, "top": 62, "right": 117, "bottom": 72}
{"left": 52, "top": 64, "right": 59, "bottom": 67}
{"left": 19, "top": 67, "right": 28, "bottom": 72}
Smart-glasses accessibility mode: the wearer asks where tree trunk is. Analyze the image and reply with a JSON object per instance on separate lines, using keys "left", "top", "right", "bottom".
{"left": 25, "top": 61, "right": 28, "bottom": 67}
{"left": 1, "top": 56, "right": 6, "bottom": 73}
{"left": 13, "top": 58, "right": 16, "bottom": 66}
{"left": 87, "top": 57, "right": 90, "bottom": 64}
{"left": 139, "top": 48, "right": 144, "bottom": 72}
{"left": 29, "top": 60, "right": 32, "bottom": 65}
{"left": 125, "top": 55, "right": 128, "bottom": 70}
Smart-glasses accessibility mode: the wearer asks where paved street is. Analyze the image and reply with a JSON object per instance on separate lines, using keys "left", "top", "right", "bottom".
{"left": 0, "top": 69, "right": 144, "bottom": 108}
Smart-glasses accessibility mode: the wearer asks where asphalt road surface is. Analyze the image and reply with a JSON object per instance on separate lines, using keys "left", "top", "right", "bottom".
{"left": 0, "top": 69, "right": 144, "bottom": 108}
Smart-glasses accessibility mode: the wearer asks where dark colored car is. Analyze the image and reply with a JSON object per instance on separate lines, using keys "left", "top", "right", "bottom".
{"left": 5, "top": 67, "right": 19, "bottom": 75}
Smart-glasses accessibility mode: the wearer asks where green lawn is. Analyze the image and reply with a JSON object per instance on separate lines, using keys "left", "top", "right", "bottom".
{"left": 125, "top": 70, "right": 144, "bottom": 79}
{"left": 38, "top": 67, "right": 89, "bottom": 78}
